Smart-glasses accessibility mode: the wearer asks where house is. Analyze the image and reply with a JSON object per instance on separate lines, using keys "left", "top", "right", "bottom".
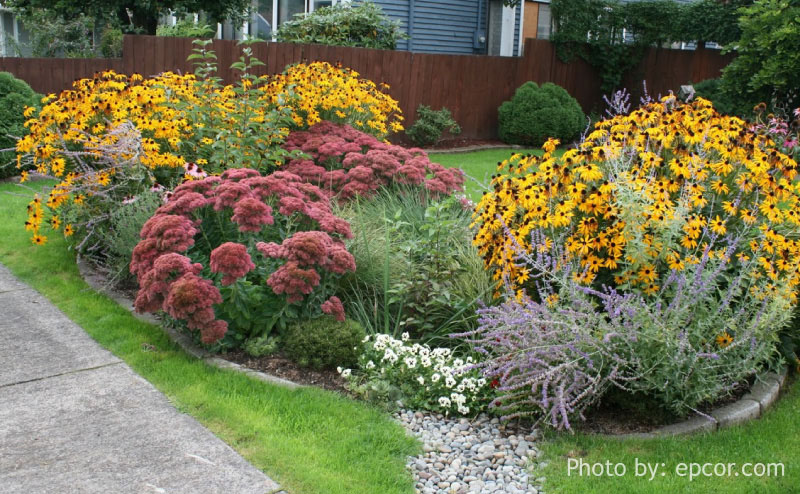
{"left": 251, "top": 0, "right": 525, "bottom": 56}
{"left": 0, "top": 3, "right": 31, "bottom": 56}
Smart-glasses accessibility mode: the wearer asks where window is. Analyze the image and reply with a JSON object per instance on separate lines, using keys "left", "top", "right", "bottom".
{"left": 536, "top": 3, "right": 551, "bottom": 40}
{"left": 312, "top": 0, "right": 333, "bottom": 10}
{"left": 277, "top": 0, "right": 305, "bottom": 25}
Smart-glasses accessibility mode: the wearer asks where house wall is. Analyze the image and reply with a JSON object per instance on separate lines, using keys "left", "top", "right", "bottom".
{"left": 361, "top": 0, "right": 489, "bottom": 55}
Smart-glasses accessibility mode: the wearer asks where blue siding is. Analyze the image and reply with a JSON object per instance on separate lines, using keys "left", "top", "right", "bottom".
{"left": 369, "top": 0, "right": 411, "bottom": 51}
{"left": 513, "top": 1, "right": 521, "bottom": 56}
{"left": 360, "top": 0, "right": 489, "bottom": 54}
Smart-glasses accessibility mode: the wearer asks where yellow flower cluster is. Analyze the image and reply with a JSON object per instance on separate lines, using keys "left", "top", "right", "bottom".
{"left": 261, "top": 61, "right": 403, "bottom": 137}
{"left": 17, "top": 70, "right": 197, "bottom": 176}
{"left": 19, "top": 64, "right": 402, "bottom": 244}
{"left": 472, "top": 97, "right": 800, "bottom": 301}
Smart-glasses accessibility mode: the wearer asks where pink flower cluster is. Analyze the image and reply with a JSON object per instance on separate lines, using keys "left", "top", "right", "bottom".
{"left": 210, "top": 242, "right": 256, "bottom": 286}
{"left": 282, "top": 121, "right": 465, "bottom": 200}
{"left": 257, "top": 230, "right": 356, "bottom": 305}
{"left": 130, "top": 168, "right": 354, "bottom": 344}
{"left": 132, "top": 253, "right": 226, "bottom": 344}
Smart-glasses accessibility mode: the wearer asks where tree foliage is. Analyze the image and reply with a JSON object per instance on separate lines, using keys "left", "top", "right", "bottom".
{"left": 721, "top": 0, "right": 800, "bottom": 112}
{"left": 8, "top": 0, "right": 251, "bottom": 35}
{"left": 549, "top": 0, "right": 750, "bottom": 94}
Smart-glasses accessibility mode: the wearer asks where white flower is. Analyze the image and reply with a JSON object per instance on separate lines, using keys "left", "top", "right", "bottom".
{"left": 383, "top": 348, "right": 398, "bottom": 364}
{"left": 456, "top": 383, "right": 466, "bottom": 393}
{"left": 401, "top": 332, "right": 410, "bottom": 341}
{"left": 365, "top": 360, "right": 376, "bottom": 370}
{"left": 341, "top": 369, "right": 352, "bottom": 378}
{"left": 450, "top": 393, "right": 466, "bottom": 405}
{"left": 458, "top": 405, "right": 470, "bottom": 415}
{"left": 431, "top": 373, "right": 441, "bottom": 382}
{"left": 445, "top": 375, "right": 456, "bottom": 388}
{"left": 438, "top": 396, "right": 451, "bottom": 408}
{"left": 404, "top": 357, "right": 417, "bottom": 369}
{"left": 417, "top": 376, "right": 425, "bottom": 385}
{"left": 336, "top": 367, "right": 343, "bottom": 374}
{"left": 477, "top": 378, "right": 487, "bottom": 388}
{"left": 420, "top": 356, "right": 432, "bottom": 368}
{"left": 453, "top": 358, "right": 464, "bottom": 368}
{"left": 362, "top": 335, "right": 371, "bottom": 343}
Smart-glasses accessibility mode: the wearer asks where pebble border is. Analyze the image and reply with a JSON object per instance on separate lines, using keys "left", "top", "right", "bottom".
{"left": 78, "top": 257, "right": 791, "bottom": 441}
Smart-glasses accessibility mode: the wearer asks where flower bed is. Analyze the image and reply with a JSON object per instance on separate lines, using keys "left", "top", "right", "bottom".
{"left": 467, "top": 96, "right": 800, "bottom": 428}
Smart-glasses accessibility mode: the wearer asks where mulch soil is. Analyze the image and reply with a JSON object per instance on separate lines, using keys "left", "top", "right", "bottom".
{"left": 422, "top": 138, "right": 510, "bottom": 150}
{"left": 576, "top": 376, "right": 756, "bottom": 435}
{"left": 222, "top": 350, "right": 349, "bottom": 394}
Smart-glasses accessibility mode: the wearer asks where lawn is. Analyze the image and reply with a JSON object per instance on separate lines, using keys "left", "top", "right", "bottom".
{"left": 538, "top": 379, "right": 800, "bottom": 493}
{"left": 429, "top": 147, "right": 565, "bottom": 201}
{"left": 0, "top": 179, "right": 419, "bottom": 494}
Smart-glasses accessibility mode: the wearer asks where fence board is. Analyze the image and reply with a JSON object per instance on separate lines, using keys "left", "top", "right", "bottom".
{"left": 0, "top": 35, "right": 735, "bottom": 139}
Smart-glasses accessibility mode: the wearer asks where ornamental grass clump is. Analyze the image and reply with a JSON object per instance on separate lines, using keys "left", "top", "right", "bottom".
{"left": 467, "top": 97, "right": 800, "bottom": 428}
{"left": 130, "top": 168, "right": 355, "bottom": 347}
{"left": 282, "top": 121, "right": 465, "bottom": 200}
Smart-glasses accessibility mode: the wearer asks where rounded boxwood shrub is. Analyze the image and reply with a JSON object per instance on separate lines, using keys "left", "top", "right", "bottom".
{"left": 284, "top": 315, "right": 365, "bottom": 370}
{"left": 0, "top": 72, "right": 38, "bottom": 179}
{"left": 498, "top": 82, "right": 584, "bottom": 146}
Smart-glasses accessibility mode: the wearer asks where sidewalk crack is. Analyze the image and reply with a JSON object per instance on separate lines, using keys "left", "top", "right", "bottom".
{"left": 0, "top": 361, "right": 124, "bottom": 389}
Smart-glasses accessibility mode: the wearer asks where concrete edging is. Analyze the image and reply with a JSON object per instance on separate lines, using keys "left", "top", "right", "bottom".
{"left": 76, "top": 257, "right": 303, "bottom": 391}
{"left": 613, "top": 368, "right": 789, "bottom": 439}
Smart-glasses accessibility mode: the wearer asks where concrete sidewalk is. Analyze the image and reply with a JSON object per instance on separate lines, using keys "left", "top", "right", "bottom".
{"left": 0, "top": 263, "right": 282, "bottom": 494}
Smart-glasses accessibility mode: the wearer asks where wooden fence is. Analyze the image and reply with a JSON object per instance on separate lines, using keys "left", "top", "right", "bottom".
{"left": 0, "top": 36, "right": 733, "bottom": 139}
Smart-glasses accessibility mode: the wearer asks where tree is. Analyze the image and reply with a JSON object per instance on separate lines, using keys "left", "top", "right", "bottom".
{"left": 721, "top": 0, "right": 800, "bottom": 111}
{"left": 8, "top": 0, "right": 252, "bottom": 35}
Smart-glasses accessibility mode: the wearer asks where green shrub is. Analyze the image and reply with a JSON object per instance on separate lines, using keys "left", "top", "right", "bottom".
{"left": 100, "top": 26, "right": 124, "bottom": 58}
{"left": 721, "top": 0, "right": 800, "bottom": 113}
{"left": 243, "top": 334, "right": 280, "bottom": 357}
{"left": 0, "top": 72, "right": 38, "bottom": 179}
{"left": 275, "top": 1, "right": 407, "bottom": 50}
{"left": 284, "top": 316, "right": 365, "bottom": 370}
{"left": 156, "top": 19, "right": 216, "bottom": 38}
{"left": 337, "top": 189, "right": 493, "bottom": 344}
{"left": 692, "top": 78, "right": 749, "bottom": 117}
{"left": 498, "top": 82, "right": 584, "bottom": 146}
{"left": 405, "top": 105, "right": 461, "bottom": 147}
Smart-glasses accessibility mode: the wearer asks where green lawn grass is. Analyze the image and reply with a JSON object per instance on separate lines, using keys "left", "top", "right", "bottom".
{"left": 429, "top": 148, "right": 562, "bottom": 201}
{"left": 538, "top": 380, "right": 800, "bottom": 493}
{"left": 0, "top": 179, "right": 419, "bottom": 494}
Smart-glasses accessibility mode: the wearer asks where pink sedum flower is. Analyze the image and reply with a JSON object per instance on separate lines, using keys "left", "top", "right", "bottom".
{"left": 321, "top": 295, "right": 346, "bottom": 322}
{"left": 210, "top": 242, "right": 256, "bottom": 285}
